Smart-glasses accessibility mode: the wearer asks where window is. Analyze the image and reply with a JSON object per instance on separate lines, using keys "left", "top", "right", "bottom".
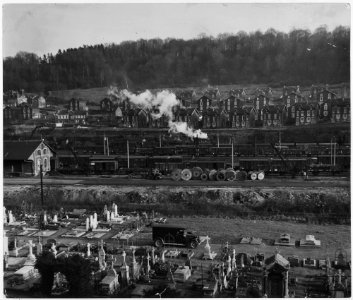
{"left": 328, "top": 93, "right": 331, "bottom": 100}
{"left": 37, "top": 150, "right": 41, "bottom": 156}
{"left": 227, "top": 99, "right": 231, "bottom": 111}
{"left": 301, "top": 111, "right": 304, "bottom": 116}
{"left": 320, "top": 94, "right": 323, "bottom": 102}
{"left": 295, "top": 96, "right": 298, "bottom": 103}
{"left": 256, "top": 100, "right": 259, "bottom": 110}
{"left": 296, "top": 111, "right": 299, "bottom": 117}
{"left": 199, "top": 99, "right": 203, "bottom": 111}
{"left": 43, "top": 148, "right": 47, "bottom": 155}
{"left": 43, "top": 158, "right": 48, "bottom": 170}
{"left": 274, "top": 113, "right": 277, "bottom": 119}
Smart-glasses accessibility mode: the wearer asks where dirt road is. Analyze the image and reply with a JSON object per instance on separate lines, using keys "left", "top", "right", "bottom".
{"left": 3, "top": 175, "right": 350, "bottom": 188}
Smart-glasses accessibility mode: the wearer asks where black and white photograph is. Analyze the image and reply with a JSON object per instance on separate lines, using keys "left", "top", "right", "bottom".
{"left": 2, "top": 2, "right": 351, "bottom": 298}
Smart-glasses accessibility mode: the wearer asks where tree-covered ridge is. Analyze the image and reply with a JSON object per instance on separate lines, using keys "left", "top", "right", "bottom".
{"left": 3, "top": 26, "right": 350, "bottom": 93}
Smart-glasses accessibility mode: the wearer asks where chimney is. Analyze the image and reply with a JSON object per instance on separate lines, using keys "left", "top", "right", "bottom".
{"left": 342, "top": 84, "right": 348, "bottom": 99}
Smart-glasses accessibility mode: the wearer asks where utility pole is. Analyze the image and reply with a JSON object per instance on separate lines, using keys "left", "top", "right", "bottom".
{"left": 104, "top": 134, "right": 106, "bottom": 155}
{"left": 40, "top": 164, "right": 44, "bottom": 207}
{"left": 231, "top": 136, "right": 234, "bottom": 169}
{"left": 127, "top": 140, "right": 130, "bottom": 169}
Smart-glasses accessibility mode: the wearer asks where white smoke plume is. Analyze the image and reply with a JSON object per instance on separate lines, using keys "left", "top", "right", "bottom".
{"left": 120, "top": 89, "right": 208, "bottom": 139}
{"left": 107, "top": 85, "right": 120, "bottom": 98}
{"left": 168, "top": 121, "right": 208, "bottom": 139}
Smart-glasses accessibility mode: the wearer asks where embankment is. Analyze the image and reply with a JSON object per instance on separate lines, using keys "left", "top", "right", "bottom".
{"left": 4, "top": 185, "right": 350, "bottom": 224}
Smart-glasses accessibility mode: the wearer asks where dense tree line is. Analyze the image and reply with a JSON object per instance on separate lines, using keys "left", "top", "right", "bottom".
{"left": 3, "top": 26, "right": 350, "bottom": 93}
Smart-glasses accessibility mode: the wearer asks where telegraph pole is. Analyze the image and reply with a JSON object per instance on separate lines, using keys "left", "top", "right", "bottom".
{"left": 40, "top": 164, "right": 44, "bottom": 207}
{"left": 127, "top": 140, "right": 130, "bottom": 169}
{"left": 231, "top": 136, "right": 234, "bottom": 169}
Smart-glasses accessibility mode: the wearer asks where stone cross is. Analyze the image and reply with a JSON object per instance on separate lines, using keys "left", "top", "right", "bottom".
{"left": 3, "top": 232, "right": 9, "bottom": 255}
{"left": 37, "top": 237, "right": 43, "bottom": 256}
{"left": 27, "top": 240, "right": 36, "bottom": 261}
{"left": 205, "top": 235, "right": 211, "bottom": 248}
{"left": 151, "top": 247, "right": 155, "bottom": 265}
{"left": 4, "top": 207, "right": 7, "bottom": 224}
{"left": 161, "top": 249, "right": 167, "bottom": 263}
{"left": 51, "top": 243, "right": 57, "bottom": 256}
{"left": 204, "top": 236, "right": 212, "bottom": 257}
{"left": 89, "top": 215, "right": 94, "bottom": 229}
{"left": 131, "top": 247, "right": 136, "bottom": 263}
{"left": 86, "top": 218, "right": 90, "bottom": 231}
{"left": 110, "top": 211, "right": 115, "bottom": 220}
{"left": 98, "top": 240, "right": 106, "bottom": 270}
{"left": 227, "top": 255, "right": 232, "bottom": 275}
{"left": 53, "top": 214, "right": 58, "bottom": 223}
{"left": 240, "top": 254, "right": 245, "bottom": 268}
{"left": 8, "top": 210, "right": 14, "bottom": 224}
{"left": 232, "top": 249, "right": 236, "bottom": 270}
{"left": 28, "top": 240, "right": 34, "bottom": 255}
{"left": 146, "top": 252, "right": 151, "bottom": 275}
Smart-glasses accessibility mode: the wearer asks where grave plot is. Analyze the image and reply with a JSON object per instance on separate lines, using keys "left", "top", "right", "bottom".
{"left": 61, "top": 231, "right": 86, "bottom": 238}
{"left": 84, "top": 232, "right": 107, "bottom": 239}
{"left": 33, "top": 230, "right": 57, "bottom": 237}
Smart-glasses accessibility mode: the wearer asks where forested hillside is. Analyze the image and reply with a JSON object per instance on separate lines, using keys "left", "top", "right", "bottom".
{"left": 3, "top": 26, "right": 349, "bottom": 93}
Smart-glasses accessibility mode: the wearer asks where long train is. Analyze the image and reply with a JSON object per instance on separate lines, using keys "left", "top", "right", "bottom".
{"left": 55, "top": 152, "right": 349, "bottom": 177}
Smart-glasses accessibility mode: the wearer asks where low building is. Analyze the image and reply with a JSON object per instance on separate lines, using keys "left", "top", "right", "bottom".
{"left": 262, "top": 105, "right": 284, "bottom": 127}
{"left": 3, "top": 104, "right": 32, "bottom": 125}
{"left": 4, "top": 140, "right": 55, "bottom": 176}
{"left": 253, "top": 93, "right": 270, "bottom": 110}
{"left": 309, "top": 84, "right": 337, "bottom": 104}
{"left": 220, "top": 95, "right": 243, "bottom": 113}
{"left": 197, "top": 95, "right": 213, "bottom": 112}
{"left": 330, "top": 99, "right": 350, "bottom": 123}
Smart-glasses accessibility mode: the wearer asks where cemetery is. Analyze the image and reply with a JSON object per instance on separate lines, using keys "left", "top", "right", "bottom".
{"left": 3, "top": 204, "right": 351, "bottom": 297}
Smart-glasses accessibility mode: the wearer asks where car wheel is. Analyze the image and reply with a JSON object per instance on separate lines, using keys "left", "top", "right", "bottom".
{"left": 155, "top": 239, "right": 163, "bottom": 248}
{"left": 189, "top": 240, "right": 198, "bottom": 249}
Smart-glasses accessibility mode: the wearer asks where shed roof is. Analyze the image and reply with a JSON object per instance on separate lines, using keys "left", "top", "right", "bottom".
{"left": 3, "top": 140, "right": 49, "bottom": 161}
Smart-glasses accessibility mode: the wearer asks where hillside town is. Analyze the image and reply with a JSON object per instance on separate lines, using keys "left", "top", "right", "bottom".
{"left": 3, "top": 83, "right": 350, "bottom": 128}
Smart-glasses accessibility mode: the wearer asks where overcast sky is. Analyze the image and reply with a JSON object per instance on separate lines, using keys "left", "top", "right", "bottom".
{"left": 2, "top": 3, "right": 350, "bottom": 58}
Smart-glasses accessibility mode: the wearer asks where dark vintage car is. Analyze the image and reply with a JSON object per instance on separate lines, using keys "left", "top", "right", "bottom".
{"left": 152, "top": 223, "right": 200, "bottom": 248}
